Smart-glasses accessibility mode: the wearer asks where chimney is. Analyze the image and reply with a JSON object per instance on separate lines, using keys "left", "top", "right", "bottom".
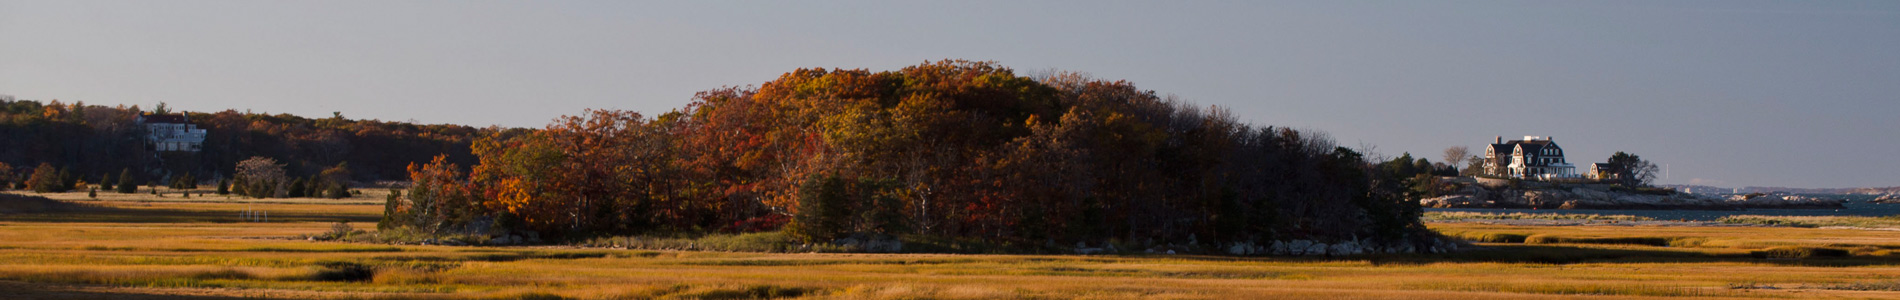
{"left": 1496, "top": 136, "right": 1502, "bottom": 144}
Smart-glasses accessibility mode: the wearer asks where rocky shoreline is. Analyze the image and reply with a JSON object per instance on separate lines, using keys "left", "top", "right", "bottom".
{"left": 1872, "top": 194, "right": 1900, "bottom": 204}
{"left": 1423, "top": 184, "right": 1845, "bottom": 210}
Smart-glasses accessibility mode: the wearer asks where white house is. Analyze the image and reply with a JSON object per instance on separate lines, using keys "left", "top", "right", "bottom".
{"left": 138, "top": 113, "right": 207, "bottom": 152}
{"left": 1484, "top": 136, "right": 1578, "bottom": 180}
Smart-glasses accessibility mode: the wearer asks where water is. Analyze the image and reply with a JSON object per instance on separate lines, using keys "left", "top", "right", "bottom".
{"left": 1425, "top": 194, "right": 1900, "bottom": 221}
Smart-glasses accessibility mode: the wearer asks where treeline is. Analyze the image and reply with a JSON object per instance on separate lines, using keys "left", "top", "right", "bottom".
{"left": 0, "top": 97, "right": 490, "bottom": 188}
{"left": 386, "top": 60, "right": 1438, "bottom": 251}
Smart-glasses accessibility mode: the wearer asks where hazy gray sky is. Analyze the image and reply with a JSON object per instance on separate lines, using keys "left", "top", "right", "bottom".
{"left": 3, "top": 1, "right": 1896, "bottom": 188}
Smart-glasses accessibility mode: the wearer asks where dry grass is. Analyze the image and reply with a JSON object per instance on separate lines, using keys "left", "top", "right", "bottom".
{"left": 8, "top": 191, "right": 1900, "bottom": 299}
{"left": 1717, "top": 214, "right": 1900, "bottom": 229}
{"left": 1424, "top": 212, "right": 1656, "bottom": 222}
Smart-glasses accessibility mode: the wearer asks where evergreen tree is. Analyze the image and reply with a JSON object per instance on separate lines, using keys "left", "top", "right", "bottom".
{"left": 288, "top": 178, "right": 307, "bottom": 198}
{"left": 100, "top": 173, "right": 115, "bottom": 191}
{"left": 57, "top": 166, "right": 75, "bottom": 192}
{"left": 788, "top": 174, "right": 852, "bottom": 243}
{"left": 116, "top": 169, "right": 137, "bottom": 194}
{"left": 216, "top": 179, "right": 230, "bottom": 195}
{"left": 326, "top": 182, "right": 351, "bottom": 199}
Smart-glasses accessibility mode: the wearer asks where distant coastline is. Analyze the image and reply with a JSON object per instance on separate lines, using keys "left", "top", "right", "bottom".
{"left": 1424, "top": 181, "right": 1847, "bottom": 210}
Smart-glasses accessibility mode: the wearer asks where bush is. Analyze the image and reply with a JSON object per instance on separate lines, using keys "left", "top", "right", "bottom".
{"left": 1460, "top": 232, "right": 1530, "bottom": 243}
{"left": 1524, "top": 235, "right": 1671, "bottom": 247}
{"left": 311, "top": 261, "right": 376, "bottom": 282}
{"left": 327, "top": 222, "right": 355, "bottom": 239}
{"left": 1751, "top": 246, "right": 1850, "bottom": 259}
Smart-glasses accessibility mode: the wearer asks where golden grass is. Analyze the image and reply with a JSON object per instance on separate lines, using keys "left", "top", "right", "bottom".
{"left": 7, "top": 191, "right": 1900, "bottom": 299}
{"left": 1424, "top": 211, "right": 1656, "bottom": 222}
{"left": 1717, "top": 214, "right": 1900, "bottom": 229}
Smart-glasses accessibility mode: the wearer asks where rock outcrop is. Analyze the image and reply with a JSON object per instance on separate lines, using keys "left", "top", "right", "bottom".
{"left": 1422, "top": 185, "right": 1844, "bottom": 210}
{"left": 1873, "top": 194, "right": 1900, "bottom": 204}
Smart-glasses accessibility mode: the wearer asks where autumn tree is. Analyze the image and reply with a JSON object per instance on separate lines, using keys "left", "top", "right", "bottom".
{"left": 26, "top": 163, "right": 61, "bottom": 193}
{"left": 0, "top": 162, "right": 13, "bottom": 190}
{"left": 390, "top": 155, "right": 480, "bottom": 234}
{"left": 390, "top": 60, "right": 1439, "bottom": 252}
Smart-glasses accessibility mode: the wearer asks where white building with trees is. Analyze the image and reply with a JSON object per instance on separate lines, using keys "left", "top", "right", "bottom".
{"left": 138, "top": 113, "right": 207, "bottom": 152}
{"left": 1483, "top": 136, "right": 1578, "bottom": 180}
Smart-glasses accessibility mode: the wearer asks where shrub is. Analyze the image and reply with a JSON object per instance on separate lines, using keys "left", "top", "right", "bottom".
{"left": 327, "top": 222, "right": 355, "bottom": 239}
{"left": 326, "top": 183, "right": 351, "bottom": 199}
{"left": 1461, "top": 232, "right": 1530, "bottom": 243}
{"left": 1751, "top": 246, "right": 1850, "bottom": 259}
{"left": 1524, "top": 235, "right": 1671, "bottom": 247}
{"left": 311, "top": 261, "right": 376, "bottom": 282}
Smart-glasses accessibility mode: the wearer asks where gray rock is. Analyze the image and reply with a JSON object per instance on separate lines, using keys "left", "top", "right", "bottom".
{"left": 1227, "top": 242, "right": 1251, "bottom": 255}
{"left": 1287, "top": 240, "right": 1312, "bottom": 255}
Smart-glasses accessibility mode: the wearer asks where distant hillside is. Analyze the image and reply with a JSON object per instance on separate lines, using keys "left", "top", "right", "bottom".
{"left": 0, "top": 98, "right": 499, "bottom": 183}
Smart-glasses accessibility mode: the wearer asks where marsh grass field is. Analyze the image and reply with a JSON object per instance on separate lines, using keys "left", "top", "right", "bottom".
{"left": 6, "top": 192, "right": 1900, "bottom": 299}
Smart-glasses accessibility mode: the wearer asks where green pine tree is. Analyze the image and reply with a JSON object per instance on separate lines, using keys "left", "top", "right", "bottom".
{"left": 288, "top": 178, "right": 307, "bottom": 198}
{"left": 116, "top": 169, "right": 137, "bottom": 194}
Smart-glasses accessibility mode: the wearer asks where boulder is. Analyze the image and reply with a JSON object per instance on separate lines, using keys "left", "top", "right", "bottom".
{"left": 1287, "top": 240, "right": 1313, "bottom": 255}
{"left": 1304, "top": 243, "right": 1327, "bottom": 256}
{"left": 1874, "top": 194, "right": 1900, "bottom": 204}
{"left": 1227, "top": 242, "right": 1255, "bottom": 255}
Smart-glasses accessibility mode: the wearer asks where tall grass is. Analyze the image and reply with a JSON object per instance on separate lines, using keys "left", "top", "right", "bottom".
{"left": 12, "top": 192, "right": 1900, "bottom": 299}
{"left": 1717, "top": 215, "right": 1900, "bottom": 228}
{"left": 1423, "top": 211, "right": 1654, "bottom": 222}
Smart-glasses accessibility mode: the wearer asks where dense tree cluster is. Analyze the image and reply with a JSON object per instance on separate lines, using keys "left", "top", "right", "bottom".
{"left": 0, "top": 96, "right": 489, "bottom": 188}
{"left": 387, "top": 61, "right": 1436, "bottom": 250}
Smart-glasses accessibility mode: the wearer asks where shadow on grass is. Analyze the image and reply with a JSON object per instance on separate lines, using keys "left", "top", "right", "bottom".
{"left": 0, "top": 280, "right": 255, "bottom": 300}
{"left": 1357, "top": 244, "right": 1900, "bottom": 267}
{"left": 2, "top": 207, "right": 377, "bottom": 223}
{"left": 1100, "top": 244, "right": 1900, "bottom": 268}
{"left": 0, "top": 195, "right": 375, "bottom": 224}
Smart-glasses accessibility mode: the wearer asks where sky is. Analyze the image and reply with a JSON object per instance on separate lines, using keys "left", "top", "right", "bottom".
{"left": 2, "top": 1, "right": 1896, "bottom": 189}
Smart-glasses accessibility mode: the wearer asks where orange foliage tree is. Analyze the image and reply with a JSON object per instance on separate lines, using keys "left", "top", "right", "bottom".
{"left": 389, "top": 60, "right": 1431, "bottom": 251}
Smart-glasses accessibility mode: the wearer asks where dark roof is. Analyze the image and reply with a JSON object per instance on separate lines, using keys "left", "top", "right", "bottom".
{"left": 1516, "top": 142, "right": 1545, "bottom": 155}
{"left": 142, "top": 114, "right": 187, "bottom": 124}
{"left": 1488, "top": 144, "right": 1512, "bottom": 157}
